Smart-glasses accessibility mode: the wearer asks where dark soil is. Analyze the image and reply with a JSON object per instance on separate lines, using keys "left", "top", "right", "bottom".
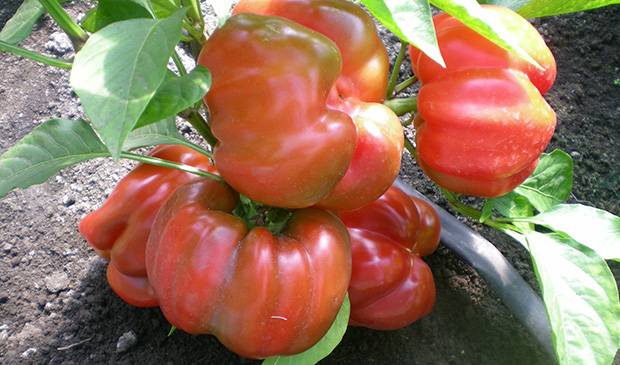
{"left": 1, "top": 1, "right": 619, "bottom": 364}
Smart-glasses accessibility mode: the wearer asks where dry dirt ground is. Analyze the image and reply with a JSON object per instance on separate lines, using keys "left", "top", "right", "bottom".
{"left": 0, "top": 1, "right": 619, "bottom": 364}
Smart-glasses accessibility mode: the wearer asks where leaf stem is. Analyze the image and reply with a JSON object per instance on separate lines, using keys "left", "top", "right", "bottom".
{"left": 386, "top": 42, "right": 407, "bottom": 99}
{"left": 404, "top": 135, "right": 416, "bottom": 157}
{"left": 185, "top": 111, "right": 217, "bottom": 148}
{"left": 38, "top": 0, "right": 88, "bottom": 50}
{"left": 394, "top": 76, "right": 417, "bottom": 94}
{"left": 440, "top": 188, "right": 523, "bottom": 233}
{"left": 0, "top": 40, "right": 72, "bottom": 69}
{"left": 120, "top": 151, "right": 222, "bottom": 181}
{"left": 182, "top": 0, "right": 205, "bottom": 29}
{"left": 171, "top": 51, "right": 188, "bottom": 76}
{"left": 385, "top": 97, "right": 417, "bottom": 116}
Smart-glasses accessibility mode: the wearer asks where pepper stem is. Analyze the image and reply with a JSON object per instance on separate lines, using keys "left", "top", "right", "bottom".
{"left": 385, "top": 42, "right": 407, "bottom": 100}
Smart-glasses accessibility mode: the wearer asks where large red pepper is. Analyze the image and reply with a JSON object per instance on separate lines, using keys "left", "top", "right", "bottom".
{"left": 79, "top": 145, "right": 214, "bottom": 307}
{"left": 146, "top": 178, "right": 351, "bottom": 358}
{"left": 199, "top": 0, "right": 402, "bottom": 210}
{"left": 338, "top": 186, "right": 439, "bottom": 330}
{"left": 409, "top": 6, "right": 557, "bottom": 198}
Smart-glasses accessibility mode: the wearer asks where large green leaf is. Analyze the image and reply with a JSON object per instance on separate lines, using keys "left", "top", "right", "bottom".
{"left": 125, "top": 117, "right": 209, "bottom": 155}
{"left": 360, "top": 0, "right": 444, "bottom": 67}
{"left": 484, "top": 0, "right": 620, "bottom": 18}
{"left": 0, "top": 119, "right": 108, "bottom": 199}
{"left": 136, "top": 66, "right": 211, "bottom": 128}
{"left": 487, "top": 191, "right": 534, "bottom": 232}
{"left": 430, "top": 0, "right": 541, "bottom": 68}
{"left": 70, "top": 10, "right": 185, "bottom": 158}
{"left": 262, "top": 295, "right": 350, "bottom": 365}
{"left": 524, "top": 204, "right": 620, "bottom": 262}
{"left": 514, "top": 150, "right": 573, "bottom": 212}
{"left": 526, "top": 232, "right": 620, "bottom": 365}
{"left": 0, "top": 118, "right": 204, "bottom": 199}
{"left": 81, "top": 0, "right": 152, "bottom": 33}
{"left": 518, "top": 0, "right": 620, "bottom": 18}
{"left": 150, "top": 0, "right": 181, "bottom": 19}
{"left": 0, "top": 0, "right": 45, "bottom": 45}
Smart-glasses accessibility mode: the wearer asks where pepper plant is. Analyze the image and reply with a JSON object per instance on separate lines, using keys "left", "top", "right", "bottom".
{"left": 0, "top": 0, "right": 619, "bottom": 364}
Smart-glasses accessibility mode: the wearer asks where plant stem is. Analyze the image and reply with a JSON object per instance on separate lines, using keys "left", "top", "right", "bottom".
{"left": 394, "top": 76, "right": 417, "bottom": 94}
{"left": 186, "top": 111, "right": 218, "bottom": 148}
{"left": 385, "top": 97, "right": 417, "bottom": 116}
{"left": 171, "top": 51, "right": 188, "bottom": 76}
{"left": 120, "top": 151, "right": 222, "bottom": 181}
{"left": 182, "top": 0, "right": 204, "bottom": 29}
{"left": 182, "top": 20, "right": 205, "bottom": 45}
{"left": 404, "top": 135, "right": 416, "bottom": 157}
{"left": 385, "top": 42, "right": 407, "bottom": 100}
{"left": 440, "top": 188, "right": 523, "bottom": 233}
{"left": 0, "top": 40, "right": 72, "bottom": 69}
{"left": 38, "top": 0, "right": 88, "bottom": 50}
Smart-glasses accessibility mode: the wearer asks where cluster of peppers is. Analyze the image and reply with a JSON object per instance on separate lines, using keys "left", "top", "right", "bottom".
{"left": 79, "top": 0, "right": 557, "bottom": 359}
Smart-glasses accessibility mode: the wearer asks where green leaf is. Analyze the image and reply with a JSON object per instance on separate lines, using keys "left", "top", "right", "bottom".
{"left": 0, "top": 118, "right": 204, "bottom": 199}
{"left": 125, "top": 117, "right": 209, "bottom": 156}
{"left": 262, "top": 295, "right": 350, "bottom": 365}
{"left": 513, "top": 150, "right": 573, "bottom": 213}
{"left": 81, "top": 0, "right": 152, "bottom": 33}
{"left": 488, "top": 192, "right": 534, "bottom": 231}
{"left": 136, "top": 66, "right": 211, "bottom": 128}
{"left": 0, "top": 0, "right": 45, "bottom": 45}
{"left": 487, "top": 0, "right": 620, "bottom": 18}
{"left": 360, "top": 0, "right": 445, "bottom": 67}
{"left": 526, "top": 232, "right": 620, "bottom": 365}
{"left": 479, "top": 200, "right": 494, "bottom": 223}
{"left": 70, "top": 10, "right": 185, "bottom": 158}
{"left": 524, "top": 204, "right": 620, "bottom": 262}
{"left": 0, "top": 119, "right": 108, "bottom": 199}
{"left": 478, "top": 0, "right": 527, "bottom": 10}
{"left": 150, "top": 0, "right": 181, "bottom": 18}
{"left": 429, "top": 0, "right": 541, "bottom": 69}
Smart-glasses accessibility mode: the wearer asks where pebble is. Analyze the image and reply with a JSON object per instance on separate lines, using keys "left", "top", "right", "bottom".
{"left": 116, "top": 330, "right": 138, "bottom": 353}
{"left": 2, "top": 243, "right": 13, "bottom": 253}
{"left": 20, "top": 348, "right": 37, "bottom": 358}
{"left": 45, "top": 272, "right": 70, "bottom": 293}
{"left": 45, "top": 32, "right": 73, "bottom": 56}
{"left": 62, "top": 195, "right": 76, "bottom": 207}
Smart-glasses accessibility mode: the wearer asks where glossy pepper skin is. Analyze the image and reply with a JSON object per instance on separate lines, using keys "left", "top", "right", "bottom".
{"left": 146, "top": 178, "right": 351, "bottom": 359}
{"left": 338, "top": 186, "right": 439, "bottom": 330}
{"left": 199, "top": 2, "right": 402, "bottom": 210}
{"left": 410, "top": 6, "right": 557, "bottom": 198}
{"left": 409, "top": 5, "right": 556, "bottom": 94}
{"left": 79, "top": 145, "right": 214, "bottom": 307}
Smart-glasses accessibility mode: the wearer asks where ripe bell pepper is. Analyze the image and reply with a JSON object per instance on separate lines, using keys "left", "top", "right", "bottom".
{"left": 79, "top": 145, "right": 214, "bottom": 307}
{"left": 199, "top": 0, "right": 403, "bottom": 210}
{"left": 338, "top": 186, "right": 439, "bottom": 330}
{"left": 409, "top": 6, "right": 557, "bottom": 198}
{"left": 146, "top": 178, "right": 351, "bottom": 358}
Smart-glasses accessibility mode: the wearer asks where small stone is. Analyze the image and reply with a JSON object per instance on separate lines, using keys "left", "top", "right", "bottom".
{"left": 21, "top": 348, "right": 37, "bottom": 358}
{"left": 45, "top": 272, "right": 70, "bottom": 293}
{"left": 2, "top": 243, "right": 13, "bottom": 253}
{"left": 45, "top": 32, "right": 73, "bottom": 56}
{"left": 62, "top": 195, "right": 76, "bottom": 207}
{"left": 0, "top": 330, "right": 8, "bottom": 343}
{"left": 0, "top": 324, "right": 8, "bottom": 331}
{"left": 570, "top": 151, "right": 581, "bottom": 159}
{"left": 44, "top": 302, "right": 56, "bottom": 313}
{"left": 116, "top": 330, "right": 138, "bottom": 353}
